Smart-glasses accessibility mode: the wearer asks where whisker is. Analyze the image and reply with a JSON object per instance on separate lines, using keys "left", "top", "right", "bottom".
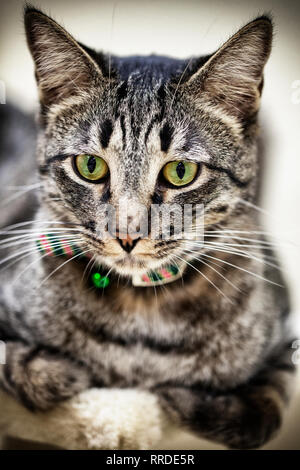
{"left": 193, "top": 228, "right": 298, "bottom": 243}
{"left": 14, "top": 240, "right": 86, "bottom": 282}
{"left": 0, "top": 237, "right": 82, "bottom": 268}
{"left": 172, "top": 253, "right": 233, "bottom": 303}
{"left": 170, "top": 255, "right": 185, "bottom": 289}
{"left": 203, "top": 243, "right": 279, "bottom": 261}
{"left": 0, "top": 246, "right": 43, "bottom": 274}
{"left": 203, "top": 235, "right": 286, "bottom": 246}
{"left": 202, "top": 239, "right": 276, "bottom": 255}
{"left": 184, "top": 240, "right": 283, "bottom": 272}
{"left": 39, "top": 247, "right": 91, "bottom": 287}
{"left": 170, "top": 57, "right": 194, "bottom": 109}
{"left": 182, "top": 248, "right": 243, "bottom": 293}
{"left": 237, "top": 198, "right": 278, "bottom": 218}
{"left": 81, "top": 254, "right": 96, "bottom": 285}
{"left": 87, "top": 255, "right": 99, "bottom": 280}
{"left": 100, "top": 265, "right": 114, "bottom": 298}
{"left": 203, "top": 234, "right": 296, "bottom": 249}
{"left": 6, "top": 183, "right": 42, "bottom": 191}
{"left": 2, "top": 183, "right": 43, "bottom": 206}
{"left": 0, "top": 234, "right": 82, "bottom": 250}
{"left": 0, "top": 228, "right": 82, "bottom": 236}
{"left": 0, "top": 220, "right": 78, "bottom": 232}
{"left": 187, "top": 250, "right": 284, "bottom": 287}
{"left": 0, "top": 245, "right": 45, "bottom": 267}
{"left": 185, "top": 231, "right": 286, "bottom": 253}
{"left": 203, "top": 241, "right": 282, "bottom": 250}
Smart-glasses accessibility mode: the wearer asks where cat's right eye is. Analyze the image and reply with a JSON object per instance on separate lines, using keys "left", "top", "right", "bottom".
{"left": 73, "top": 154, "right": 109, "bottom": 183}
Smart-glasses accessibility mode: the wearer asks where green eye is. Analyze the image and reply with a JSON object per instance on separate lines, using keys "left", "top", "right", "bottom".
{"left": 74, "top": 154, "right": 109, "bottom": 182}
{"left": 162, "top": 161, "right": 198, "bottom": 187}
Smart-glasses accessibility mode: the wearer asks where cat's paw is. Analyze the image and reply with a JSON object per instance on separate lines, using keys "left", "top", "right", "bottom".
{"left": 0, "top": 387, "right": 165, "bottom": 449}
{"left": 1, "top": 343, "right": 91, "bottom": 411}
{"left": 58, "top": 388, "right": 163, "bottom": 450}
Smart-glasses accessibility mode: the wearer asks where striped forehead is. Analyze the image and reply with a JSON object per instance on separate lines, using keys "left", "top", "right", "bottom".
{"left": 98, "top": 80, "right": 170, "bottom": 183}
{"left": 116, "top": 78, "right": 166, "bottom": 147}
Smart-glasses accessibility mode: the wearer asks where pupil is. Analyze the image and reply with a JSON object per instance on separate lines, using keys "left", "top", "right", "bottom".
{"left": 87, "top": 156, "right": 96, "bottom": 173}
{"left": 176, "top": 162, "right": 185, "bottom": 179}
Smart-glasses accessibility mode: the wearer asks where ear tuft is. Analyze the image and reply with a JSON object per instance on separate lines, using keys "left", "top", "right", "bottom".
{"left": 24, "top": 3, "right": 44, "bottom": 16}
{"left": 24, "top": 7, "right": 103, "bottom": 107}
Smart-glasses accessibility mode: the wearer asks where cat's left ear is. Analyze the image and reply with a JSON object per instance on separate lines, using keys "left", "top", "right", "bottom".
{"left": 183, "top": 16, "right": 273, "bottom": 120}
{"left": 24, "top": 7, "right": 107, "bottom": 107}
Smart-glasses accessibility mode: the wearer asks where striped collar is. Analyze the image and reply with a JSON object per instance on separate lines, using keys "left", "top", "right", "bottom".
{"left": 36, "top": 234, "right": 184, "bottom": 288}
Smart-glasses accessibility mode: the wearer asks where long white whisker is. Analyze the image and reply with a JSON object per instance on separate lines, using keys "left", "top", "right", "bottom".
{"left": 87, "top": 255, "right": 99, "bottom": 281}
{"left": 6, "top": 183, "right": 42, "bottom": 191}
{"left": 172, "top": 253, "right": 232, "bottom": 303}
{"left": 0, "top": 228, "right": 82, "bottom": 236}
{"left": 237, "top": 198, "right": 276, "bottom": 218}
{"left": 14, "top": 240, "right": 86, "bottom": 282}
{"left": 2, "top": 183, "right": 42, "bottom": 205}
{"left": 193, "top": 228, "right": 298, "bottom": 243}
{"left": 184, "top": 240, "right": 283, "bottom": 272}
{"left": 203, "top": 235, "right": 286, "bottom": 246}
{"left": 182, "top": 248, "right": 243, "bottom": 293}
{"left": 0, "top": 220, "right": 80, "bottom": 232}
{"left": 81, "top": 254, "right": 96, "bottom": 285}
{"left": 39, "top": 248, "right": 91, "bottom": 287}
{"left": 0, "top": 245, "right": 44, "bottom": 267}
{"left": 0, "top": 238, "right": 82, "bottom": 267}
{"left": 203, "top": 234, "right": 296, "bottom": 248}
{"left": 203, "top": 241, "right": 281, "bottom": 250}
{"left": 100, "top": 265, "right": 115, "bottom": 298}
{"left": 170, "top": 255, "right": 185, "bottom": 288}
{"left": 202, "top": 242, "right": 278, "bottom": 261}
{"left": 0, "top": 240, "right": 82, "bottom": 274}
{"left": 0, "top": 235, "right": 82, "bottom": 250}
{"left": 187, "top": 250, "right": 283, "bottom": 287}
{"left": 0, "top": 247, "right": 42, "bottom": 273}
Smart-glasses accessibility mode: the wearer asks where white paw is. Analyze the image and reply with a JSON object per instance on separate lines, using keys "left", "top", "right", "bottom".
{"left": 0, "top": 388, "right": 166, "bottom": 450}
{"left": 55, "top": 388, "right": 164, "bottom": 450}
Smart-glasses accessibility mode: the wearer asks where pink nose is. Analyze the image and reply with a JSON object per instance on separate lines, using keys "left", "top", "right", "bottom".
{"left": 116, "top": 231, "right": 141, "bottom": 253}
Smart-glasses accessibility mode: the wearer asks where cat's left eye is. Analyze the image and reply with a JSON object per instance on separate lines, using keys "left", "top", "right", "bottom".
{"left": 73, "top": 154, "right": 109, "bottom": 183}
{"left": 162, "top": 161, "right": 198, "bottom": 187}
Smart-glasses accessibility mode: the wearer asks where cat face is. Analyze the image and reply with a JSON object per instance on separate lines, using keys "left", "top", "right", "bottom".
{"left": 25, "top": 7, "right": 272, "bottom": 276}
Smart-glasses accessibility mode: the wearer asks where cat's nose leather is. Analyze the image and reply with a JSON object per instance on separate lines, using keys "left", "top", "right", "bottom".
{"left": 116, "top": 232, "right": 141, "bottom": 253}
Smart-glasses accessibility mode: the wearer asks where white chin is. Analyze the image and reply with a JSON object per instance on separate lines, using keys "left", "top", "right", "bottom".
{"left": 96, "top": 254, "right": 166, "bottom": 277}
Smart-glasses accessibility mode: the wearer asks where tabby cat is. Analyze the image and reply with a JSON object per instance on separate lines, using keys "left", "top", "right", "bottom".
{"left": 0, "top": 6, "right": 296, "bottom": 449}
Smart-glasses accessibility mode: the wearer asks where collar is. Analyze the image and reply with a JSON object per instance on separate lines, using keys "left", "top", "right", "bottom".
{"left": 36, "top": 234, "right": 185, "bottom": 288}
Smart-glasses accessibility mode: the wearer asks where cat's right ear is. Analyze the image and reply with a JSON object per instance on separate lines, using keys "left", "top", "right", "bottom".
{"left": 24, "top": 6, "right": 106, "bottom": 107}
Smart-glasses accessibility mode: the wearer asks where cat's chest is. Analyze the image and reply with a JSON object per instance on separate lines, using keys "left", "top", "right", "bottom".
{"left": 23, "top": 269, "right": 275, "bottom": 390}
{"left": 62, "top": 317, "right": 265, "bottom": 390}
{"left": 34, "top": 290, "right": 270, "bottom": 390}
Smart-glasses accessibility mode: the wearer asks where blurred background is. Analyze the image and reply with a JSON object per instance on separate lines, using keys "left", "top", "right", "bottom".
{"left": 0, "top": 0, "right": 300, "bottom": 450}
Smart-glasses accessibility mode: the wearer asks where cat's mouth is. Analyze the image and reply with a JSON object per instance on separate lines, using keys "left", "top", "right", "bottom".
{"left": 94, "top": 247, "right": 177, "bottom": 277}
{"left": 81, "top": 232, "right": 182, "bottom": 276}
{"left": 97, "top": 252, "right": 171, "bottom": 276}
